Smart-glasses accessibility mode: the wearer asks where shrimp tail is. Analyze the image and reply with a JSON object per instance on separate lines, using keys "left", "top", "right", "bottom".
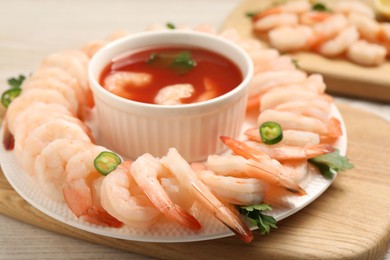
{"left": 159, "top": 203, "right": 202, "bottom": 231}
{"left": 220, "top": 136, "right": 306, "bottom": 196}
{"left": 304, "top": 144, "right": 335, "bottom": 158}
{"left": 252, "top": 8, "right": 281, "bottom": 21}
{"left": 63, "top": 180, "right": 123, "bottom": 227}
{"left": 321, "top": 117, "right": 342, "bottom": 144}
{"left": 191, "top": 181, "right": 253, "bottom": 243}
{"left": 2, "top": 121, "right": 15, "bottom": 150}
{"left": 214, "top": 206, "right": 254, "bottom": 244}
{"left": 220, "top": 135, "right": 263, "bottom": 162}
{"left": 247, "top": 161, "right": 307, "bottom": 196}
{"left": 84, "top": 206, "right": 123, "bottom": 228}
{"left": 63, "top": 180, "right": 92, "bottom": 217}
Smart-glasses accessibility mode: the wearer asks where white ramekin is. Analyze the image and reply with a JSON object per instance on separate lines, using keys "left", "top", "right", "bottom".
{"left": 88, "top": 30, "right": 253, "bottom": 162}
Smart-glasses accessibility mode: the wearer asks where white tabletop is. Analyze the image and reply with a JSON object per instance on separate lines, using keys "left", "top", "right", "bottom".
{"left": 0, "top": 0, "right": 389, "bottom": 259}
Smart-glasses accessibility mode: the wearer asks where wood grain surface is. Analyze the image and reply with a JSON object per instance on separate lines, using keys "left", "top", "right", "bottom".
{"left": 221, "top": 0, "right": 390, "bottom": 103}
{"left": 1, "top": 103, "right": 390, "bottom": 259}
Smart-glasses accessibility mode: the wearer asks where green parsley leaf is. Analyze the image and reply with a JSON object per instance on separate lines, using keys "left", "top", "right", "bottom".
{"left": 166, "top": 22, "right": 176, "bottom": 29}
{"left": 172, "top": 51, "right": 196, "bottom": 68}
{"left": 2, "top": 74, "right": 26, "bottom": 108}
{"left": 292, "top": 58, "right": 300, "bottom": 69}
{"left": 246, "top": 11, "right": 258, "bottom": 18}
{"left": 309, "top": 149, "right": 354, "bottom": 179}
{"left": 147, "top": 50, "right": 196, "bottom": 74}
{"left": 238, "top": 203, "right": 277, "bottom": 235}
{"left": 312, "top": 2, "right": 331, "bottom": 12}
{"left": 7, "top": 74, "right": 26, "bottom": 89}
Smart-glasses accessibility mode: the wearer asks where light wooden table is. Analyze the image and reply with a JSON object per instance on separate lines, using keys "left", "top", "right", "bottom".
{"left": 0, "top": 0, "right": 390, "bottom": 259}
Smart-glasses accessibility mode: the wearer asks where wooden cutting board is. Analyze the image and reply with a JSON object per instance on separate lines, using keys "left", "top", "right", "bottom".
{"left": 221, "top": 0, "right": 390, "bottom": 103}
{"left": 1, "top": 103, "right": 390, "bottom": 259}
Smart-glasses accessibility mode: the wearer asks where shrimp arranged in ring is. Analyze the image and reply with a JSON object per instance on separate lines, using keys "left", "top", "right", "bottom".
{"left": 0, "top": 25, "right": 348, "bottom": 242}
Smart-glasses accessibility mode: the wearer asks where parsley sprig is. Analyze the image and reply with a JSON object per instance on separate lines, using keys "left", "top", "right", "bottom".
{"left": 312, "top": 2, "right": 332, "bottom": 12}
{"left": 309, "top": 149, "right": 353, "bottom": 179}
{"left": 146, "top": 51, "right": 196, "bottom": 74}
{"left": 238, "top": 204, "right": 277, "bottom": 235}
{"left": 2, "top": 74, "right": 26, "bottom": 108}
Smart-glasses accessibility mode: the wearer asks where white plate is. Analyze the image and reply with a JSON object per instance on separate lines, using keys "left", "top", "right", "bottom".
{"left": 0, "top": 104, "right": 346, "bottom": 243}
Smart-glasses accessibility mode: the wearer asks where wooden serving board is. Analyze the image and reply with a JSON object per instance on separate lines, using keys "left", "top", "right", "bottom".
{"left": 1, "top": 104, "right": 390, "bottom": 259}
{"left": 221, "top": 0, "right": 390, "bottom": 103}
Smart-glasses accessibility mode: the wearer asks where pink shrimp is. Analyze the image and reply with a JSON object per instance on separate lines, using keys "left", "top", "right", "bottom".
{"left": 130, "top": 153, "right": 201, "bottom": 231}
{"left": 219, "top": 136, "right": 307, "bottom": 196}
{"left": 252, "top": 0, "right": 311, "bottom": 21}
{"left": 100, "top": 161, "right": 161, "bottom": 229}
{"left": 63, "top": 145, "right": 123, "bottom": 227}
{"left": 161, "top": 148, "right": 253, "bottom": 243}
{"left": 245, "top": 128, "right": 320, "bottom": 147}
{"left": 242, "top": 141, "right": 334, "bottom": 161}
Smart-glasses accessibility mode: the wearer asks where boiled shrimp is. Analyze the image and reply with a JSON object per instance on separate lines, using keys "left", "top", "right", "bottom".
{"left": 268, "top": 25, "right": 315, "bottom": 52}
{"left": 242, "top": 141, "right": 334, "bottom": 161}
{"left": 278, "top": 101, "right": 330, "bottom": 124}
{"left": 100, "top": 161, "right": 161, "bottom": 229}
{"left": 154, "top": 84, "right": 195, "bottom": 105}
{"left": 161, "top": 148, "right": 253, "bottom": 243}
{"left": 5, "top": 88, "right": 75, "bottom": 135}
{"left": 40, "top": 49, "right": 93, "bottom": 107}
{"left": 332, "top": 0, "right": 375, "bottom": 19}
{"left": 312, "top": 14, "right": 349, "bottom": 41}
{"left": 346, "top": 40, "right": 387, "bottom": 66}
{"left": 219, "top": 136, "right": 307, "bottom": 195}
{"left": 245, "top": 128, "right": 321, "bottom": 147}
{"left": 253, "top": 13, "right": 299, "bottom": 32}
{"left": 300, "top": 11, "right": 333, "bottom": 25}
{"left": 13, "top": 104, "right": 92, "bottom": 160}
{"left": 62, "top": 145, "right": 123, "bottom": 227}
{"left": 249, "top": 70, "right": 307, "bottom": 98}
{"left": 258, "top": 109, "right": 328, "bottom": 135}
{"left": 198, "top": 170, "right": 266, "bottom": 205}
{"left": 130, "top": 153, "right": 201, "bottom": 230}
{"left": 22, "top": 77, "right": 79, "bottom": 115}
{"left": 318, "top": 26, "right": 359, "bottom": 57}
{"left": 40, "top": 50, "right": 89, "bottom": 89}
{"left": 347, "top": 12, "right": 381, "bottom": 42}
{"left": 34, "top": 139, "right": 90, "bottom": 201}
{"left": 195, "top": 78, "right": 218, "bottom": 102}
{"left": 253, "top": 0, "right": 311, "bottom": 21}
{"left": 104, "top": 71, "right": 152, "bottom": 99}
{"left": 260, "top": 89, "right": 331, "bottom": 112}
{"left": 30, "top": 67, "right": 88, "bottom": 117}
{"left": 254, "top": 55, "right": 296, "bottom": 74}
{"left": 21, "top": 118, "right": 92, "bottom": 176}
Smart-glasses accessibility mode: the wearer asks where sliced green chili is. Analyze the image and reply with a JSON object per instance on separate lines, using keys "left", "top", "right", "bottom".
{"left": 94, "top": 151, "right": 121, "bottom": 176}
{"left": 1, "top": 88, "right": 22, "bottom": 108}
{"left": 259, "top": 121, "right": 283, "bottom": 145}
{"left": 166, "top": 22, "right": 176, "bottom": 29}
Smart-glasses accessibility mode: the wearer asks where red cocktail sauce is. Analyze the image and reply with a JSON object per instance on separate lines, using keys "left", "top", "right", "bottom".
{"left": 99, "top": 46, "right": 243, "bottom": 105}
